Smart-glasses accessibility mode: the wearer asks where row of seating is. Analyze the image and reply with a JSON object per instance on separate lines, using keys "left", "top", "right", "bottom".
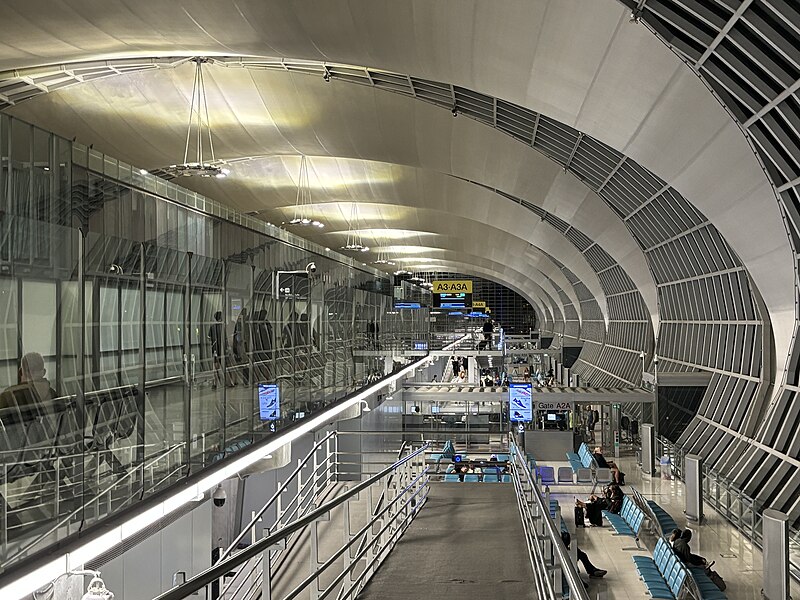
{"left": 538, "top": 464, "right": 613, "bottom": 486}
{"left": 633, "top": 538, "right": 688, "bottom": 599}
{"left": 566, "top": 442, "right": 596, "bottom": 473}
{"left": 631, "top": 487, "right": 678, "bottom": 538}
{"left": 633, "top": 538, "right": 727, "bottom": 600}
{"left": 443, "top": 473, "right": 511, "bottom": 483}
{"left": 602, "top": 495, "right": 644, "bottom": 547}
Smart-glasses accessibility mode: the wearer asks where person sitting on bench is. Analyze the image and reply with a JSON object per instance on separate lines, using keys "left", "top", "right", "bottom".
{"left": 593, "top": 446, "right": 625, "bottom": 485}
{"left": 435, "top": 439, "right": 456, "bottom": 473}
{"left": 561, "top": 531, "right": 608, "bottom": 579}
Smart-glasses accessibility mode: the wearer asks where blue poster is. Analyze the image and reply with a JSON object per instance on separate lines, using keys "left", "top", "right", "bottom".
{"left": 258, "top": 384, "right": 280, "bottom": 421}
{"left": 509, "top": 383, "right": 532, "bottom": 422}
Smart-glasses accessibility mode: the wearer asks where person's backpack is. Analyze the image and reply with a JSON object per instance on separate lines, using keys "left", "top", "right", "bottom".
{"left": 704, "top": 562, "right": 726, "bottom": 591}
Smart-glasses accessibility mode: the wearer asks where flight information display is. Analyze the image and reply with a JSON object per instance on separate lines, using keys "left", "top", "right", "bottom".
{"left": 509, "top": 383, "right": 533, "bottom": 422}
{"left": 258, "top": 384, "right": 280, "bottom": 421}
{"left": 433, "top": 292, "right": 472, "bottom": 309}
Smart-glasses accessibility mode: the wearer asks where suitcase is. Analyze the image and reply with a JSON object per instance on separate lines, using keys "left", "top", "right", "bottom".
{"left": 574, "top": 505, "right": 585, "bottom": 527}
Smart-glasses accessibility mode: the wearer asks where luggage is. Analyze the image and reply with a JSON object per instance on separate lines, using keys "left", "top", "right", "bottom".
{"left": 704, "top": 561, "right": 726, "bottom": 591}
{"left": 574, "top": 505, "right": 585, "bottom": 527}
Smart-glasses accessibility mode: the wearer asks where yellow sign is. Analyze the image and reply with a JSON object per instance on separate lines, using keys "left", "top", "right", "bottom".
{"left": 432, "top": 280, "right": 472, "bottom": 294}
{"left": 473, "top": 301, "right": 486, "bottom": 308}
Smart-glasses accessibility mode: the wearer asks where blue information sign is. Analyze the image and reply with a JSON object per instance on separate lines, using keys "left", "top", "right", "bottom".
{"left": 258, "top": 384, "right": 280, "bottom": 421}
{"left": 509, "top": 383, "right": 532, "bottom": 422}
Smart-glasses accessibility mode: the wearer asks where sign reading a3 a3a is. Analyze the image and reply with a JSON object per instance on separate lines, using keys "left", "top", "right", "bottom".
{"left": 432, "top": 280, "right": 472, "bottom": 294}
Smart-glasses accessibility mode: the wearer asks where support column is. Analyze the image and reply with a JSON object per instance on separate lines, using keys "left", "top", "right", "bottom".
{"left": 684, "top": 454, "right": 703, "bottom": 523}
{"left": 641, "top": 423, "right": 654, "bottom": 476}
{"left": 762, "top": 509, "right": 790, "bottom": 600}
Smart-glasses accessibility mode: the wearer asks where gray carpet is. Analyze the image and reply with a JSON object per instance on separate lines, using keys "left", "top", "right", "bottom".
{"left": 357, "top": 482, "right": 536, "bottom": 599}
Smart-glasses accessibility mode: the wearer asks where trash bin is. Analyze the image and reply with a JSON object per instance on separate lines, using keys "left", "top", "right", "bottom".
{"left": 660, "top": 455, "right": 672, "bottom": 480}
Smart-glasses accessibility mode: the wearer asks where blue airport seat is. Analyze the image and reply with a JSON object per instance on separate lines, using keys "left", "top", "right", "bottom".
{"left": 576, "top": 468, "right": 592, "bottom": 484}
{"left": 539, "top": 465, "right": 555, "bottom": 485}
{"left": 631, "top": 538, "right": 694, "bottom": 600}
{"left": 557, "top": 466, "right": 574, "bottom": 483}
{"left": 464, "top": 474, "right": 480, "bottom": 482}
{"left": 443, "top": 474, "right": 459, "bottom": 482}
{"left": 502, "top": 474, "right": 511, "bottom": 483}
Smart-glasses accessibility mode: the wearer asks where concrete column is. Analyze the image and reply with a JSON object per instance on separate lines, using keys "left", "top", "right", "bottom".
{"left": 641, "top": 423, "right": 654, "bottom": 476}
{"left": 684, "top": 454, "right": 703, "bottom": 523}
{"left": 762, "top": 509, "right": 790, "bottom": 600}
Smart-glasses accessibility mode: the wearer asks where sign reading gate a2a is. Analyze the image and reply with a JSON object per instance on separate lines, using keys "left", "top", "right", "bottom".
{"left": 432, "top": 280, "right": 472, "bottom": 294}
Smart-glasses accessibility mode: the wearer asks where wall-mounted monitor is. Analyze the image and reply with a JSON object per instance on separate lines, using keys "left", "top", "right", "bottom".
{"left": 258, "top": 384, "right": 280, "bottom": 421}
{"left": 509, "top": 383, "right": 532, "bottom": 422}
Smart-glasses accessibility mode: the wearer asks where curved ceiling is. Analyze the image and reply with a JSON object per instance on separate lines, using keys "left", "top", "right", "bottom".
{"left": 0, "top": 0, "right": 792, "bottom": 363}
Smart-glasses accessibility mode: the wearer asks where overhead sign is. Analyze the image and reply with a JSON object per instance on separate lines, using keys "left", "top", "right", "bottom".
{"left": 509, "top": 383, "right": 533, "bottom": 422}
{"left": 258, "top": 384, "right": 280, "bottom": 421}
{"left": 432, "top": 280, "right": 472, "bottom": 294}
{"left": 434, "top": 292, "right": 471, "bottom": 309}
{"left": 473, "top": 301, "right": 486, "bottom": 308}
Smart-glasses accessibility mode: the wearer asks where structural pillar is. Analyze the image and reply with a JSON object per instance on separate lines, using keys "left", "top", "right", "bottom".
{"left": 762, "top": 509, "right": 790, "bottom": 600}
{"left": 641, "top": 423, "right": 654, "bottom": 476}
{"left": 684, "top": 454, "right": 703, "bottom": 523}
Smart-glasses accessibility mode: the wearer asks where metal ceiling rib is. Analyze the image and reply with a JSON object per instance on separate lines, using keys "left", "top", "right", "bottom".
{"left": 0, "top": 55, "right": 749, "bottom": 398}
{"left": 617, "top": 0, "right": 800, "bottom": 523}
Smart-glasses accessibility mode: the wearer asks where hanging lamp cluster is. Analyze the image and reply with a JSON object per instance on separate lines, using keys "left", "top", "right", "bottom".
{"left": 284, "top": 155, "right": 325, "bottom": 228}
{"left": 165, "top": 57, "right": 229, "bottom": 179}
{"left": 341, "top": 204, "right": 370, "bottom": 253}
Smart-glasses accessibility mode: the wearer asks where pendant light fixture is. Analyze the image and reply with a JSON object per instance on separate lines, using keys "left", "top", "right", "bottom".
{"left": 165, "top": 57, "right": 229, "bottom": 179}
{"left": 341, "top": 203, "right": 370, "bottom": 253}
{"left": 283, "top": 155, "right": 324, "bottom": 228}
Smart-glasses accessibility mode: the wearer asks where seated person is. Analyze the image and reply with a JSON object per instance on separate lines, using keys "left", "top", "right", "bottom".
{"left": 604, "top": 484, "right": 623, "bottom": 514}
{"left": 575, "top": 494, "right": 607, "bottom": 526}
{"left": 673, "top": 529, "right": 706, "bottom": 566}
{"left": 434, "top": 439, "right": 456, "bottom": 473}
{"left": 593, "top": 446, "right": 625, "bottom": 485}
{"left": 561, "top": 531, "right": 607, "bottom": 579}
{"left": 669, "top": 528, "right": 682, "bottom": 546}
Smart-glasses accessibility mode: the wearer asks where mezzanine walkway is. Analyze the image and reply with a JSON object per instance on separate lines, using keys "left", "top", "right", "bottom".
{"left": 357, "top": 482, "right": 535, "bottom": 600}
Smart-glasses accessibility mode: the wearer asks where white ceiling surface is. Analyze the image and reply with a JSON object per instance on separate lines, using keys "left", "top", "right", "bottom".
{"left": 0, "top": 0, "right": 792, "bottom": 361}
{"left": 6, "top": 67, "right": 644, "bottom": 324}
{"left": 186, "top": 155, "right": 600, "bottom": 311}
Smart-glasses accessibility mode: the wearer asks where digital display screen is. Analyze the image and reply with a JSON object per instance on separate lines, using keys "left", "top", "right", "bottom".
{"left": 434, "top": 292, "right": 472, "bottom": 309}
{"left": 395, "top": 302, "right": 422, "bottom": 309}
{"left": 547, "top": 413, "right": 557, "bottom": 421}
{"left": 258, "top": 384, "right": 280, "bottom": 421}
{"left": 509, "top": 383, "right": 533, "bottom": 422}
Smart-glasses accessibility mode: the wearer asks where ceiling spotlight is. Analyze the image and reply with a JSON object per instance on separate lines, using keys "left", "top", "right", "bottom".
{"left": 451, "top": 105, "right": 458, "bottom": 117}
{"left": 323, "top": 69, "right": 331, "bottom": 82}
{"left": 139, "top": 168, "right": 149, "bottom": 175}
{"left": 629, "top": 9, "right": 642, "bottom": 23}
{"left": 359, "top": 399, "right": 371, "bottom": 412}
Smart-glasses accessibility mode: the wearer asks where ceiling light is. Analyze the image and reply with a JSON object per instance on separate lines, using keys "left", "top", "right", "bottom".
{"left": 139, "top": 169, "right": 149, "bottom": 175}
{"left": 162, "top": 58, "right": 227, "bottom": 179}
{"left": 284, "top": 156, "right": 325, "bottom": 230}
{"left": 341, "top": 204, "right": 370, "bottom": 254}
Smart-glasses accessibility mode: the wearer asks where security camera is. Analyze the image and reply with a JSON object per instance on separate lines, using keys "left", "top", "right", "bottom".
{"left": 306, "top": 262, "right": 317, "bottom": 275}
{"left": 212, "top": 485, "right": 226, "bottom": 508}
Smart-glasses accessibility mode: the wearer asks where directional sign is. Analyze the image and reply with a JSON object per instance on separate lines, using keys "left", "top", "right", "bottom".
{"left": 432, "top": 280, "right": 472, "bottom": 294}
{"left": 258, "top": 384, "right": 280, "bottom": 421}
{"left": 509, "top": 383, "right": 533, "bottom": 422}
{"left": 472, "top": 301, "right": 486, "bottom": 308}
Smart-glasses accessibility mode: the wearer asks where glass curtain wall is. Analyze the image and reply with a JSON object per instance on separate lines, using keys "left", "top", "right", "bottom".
{"left": 0, "top": 114, "right": 419, "bottom": 573}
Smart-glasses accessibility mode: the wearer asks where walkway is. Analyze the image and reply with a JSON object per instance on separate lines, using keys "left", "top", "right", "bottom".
{"left": 357, "top": 482, "right": 536, "bottom": 600}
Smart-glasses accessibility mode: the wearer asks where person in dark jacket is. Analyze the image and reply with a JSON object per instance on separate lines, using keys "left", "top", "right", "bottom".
{"left": 673, "top": 529, "right": 706, "bottom": 566}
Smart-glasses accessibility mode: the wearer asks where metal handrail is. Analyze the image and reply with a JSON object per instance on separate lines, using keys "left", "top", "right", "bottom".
{"left": 3, "top": 442, "right": 186, "bottom": 566}
{"left": 510, "top": 443, "right": 590, "bottom": 600}
{"left": 219, "top": 430, "right": 336, "bottom": 562}
{"left": 283, "top": 461, "right": 429, "bottom": 600}
{"left": 153, "top": 443, "right": 430, "bottom": 600}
